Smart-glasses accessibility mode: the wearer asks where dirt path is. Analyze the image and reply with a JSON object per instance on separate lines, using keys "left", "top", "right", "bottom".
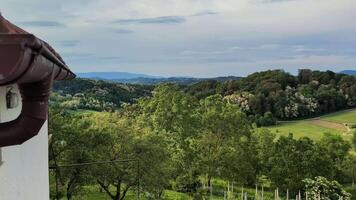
{"left": 308, "top": 119, "right": 348, "bottom": 132}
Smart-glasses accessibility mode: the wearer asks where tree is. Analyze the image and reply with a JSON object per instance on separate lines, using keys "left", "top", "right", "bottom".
{"left": 317, "top": 133, "right": 351, "bottom": 171}
{"left": 137, "top": 84, "right": 201, "bottom": 192}
{"left": 341, "top": 155, "right": 356, "bottom": 187}
{"left": 49, "top": 108, "right": 99, "bottom": 200}
{"left": 269, "top": 135, "right": 334, "bottom": 193}
{"left": 298, "top": 69, "right": 313, "bottom": 84}
{"left": 87, "top": 112, "right": 171, "bottom": 200}
{"left": 197, "top": 94, "right": 252, "bottom": 186}
{"left": 303, "top": 176, "right": 351, "bottom": 200}
{"left": 252, "top": 129, "right": 276, "bottom": 175}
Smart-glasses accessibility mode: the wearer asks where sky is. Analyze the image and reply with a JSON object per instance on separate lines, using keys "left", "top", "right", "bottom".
{"left": 2, "top": 0, "right": 356, "bottom": 77}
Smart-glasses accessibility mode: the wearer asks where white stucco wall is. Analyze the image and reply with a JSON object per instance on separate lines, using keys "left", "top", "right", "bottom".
{"left": 0, "top": 84, "right": 49, "bottom": 200}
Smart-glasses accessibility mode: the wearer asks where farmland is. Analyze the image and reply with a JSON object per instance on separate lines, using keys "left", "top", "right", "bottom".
{"left": 266, "top": 109, "right": 356, "bottom": 142}
{"left": 321, "top": 109, "right": 356, "bottom": 124}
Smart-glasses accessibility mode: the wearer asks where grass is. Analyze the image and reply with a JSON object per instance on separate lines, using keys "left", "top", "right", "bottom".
{"left": 57, "top": 179, "right": 276, "bottom": 200}
{"left": 266, "top": 121, "right": 344, "bottom": 141}
{"left": 56, "top": 181, "right": 354, "bottom": 200}
{"left": 321, "top": 109, "right": 356, "bottom": 124}
{"left": 265, "top": 109, "right": 356, "bottom": 142}
{"left": 345, "top": 186, "right": 356, "bottom": 200}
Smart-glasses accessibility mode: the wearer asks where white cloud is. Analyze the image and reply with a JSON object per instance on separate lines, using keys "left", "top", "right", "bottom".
{"left": 2, "top": 0, "right": 356, "bottom": 76}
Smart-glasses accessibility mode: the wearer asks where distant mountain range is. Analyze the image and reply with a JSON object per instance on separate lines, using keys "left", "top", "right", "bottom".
{"left": 77, "top": 72, "right": 241, "bottom": 85}
{"left": 340, "top": 70, "right": 356, "bottom": 75}
{"left": 77, "top": 70, "right": 355, "bottom": 85}
{"left": 77, "top": 72, "right": 162, "bottom": 80}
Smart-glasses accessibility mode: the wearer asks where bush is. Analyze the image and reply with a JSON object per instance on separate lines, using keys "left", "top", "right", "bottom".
{"left": 349, "top": 124, "right": 356, "bottom": 129}
{"left": 256, "top": 112, "right": 277, "bottom": 127}
{"left": 303, "top": 176, "right": 351, "bottom": 200}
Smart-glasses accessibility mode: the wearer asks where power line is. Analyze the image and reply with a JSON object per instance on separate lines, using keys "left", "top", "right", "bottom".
{"left": 49, "top": 158, "right": 138, "bottom": 169}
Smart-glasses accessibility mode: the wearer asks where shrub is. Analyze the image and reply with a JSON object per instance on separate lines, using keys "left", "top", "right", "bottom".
{"left": 256, "top": 112, "right": 277, "bottom": 127}
{"left": 303, "top": 176, "right": 351, "bottom": 200}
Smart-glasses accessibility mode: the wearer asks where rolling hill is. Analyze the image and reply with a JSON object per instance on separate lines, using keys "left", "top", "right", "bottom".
{"left": 340, "top": 70, "right": 356, "bottom": 76}
{"left": 77, "top": 72, "right": 161, "bottom": 80}
{"left": 77, "top": 72, "right": 242, "bottom": 85}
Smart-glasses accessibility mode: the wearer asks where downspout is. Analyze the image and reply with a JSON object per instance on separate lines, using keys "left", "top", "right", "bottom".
{"left": 0, "top": 73, "right": 53, "bottom": 147}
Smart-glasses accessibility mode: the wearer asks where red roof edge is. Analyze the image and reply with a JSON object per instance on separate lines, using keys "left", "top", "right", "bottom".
{"left": 0, "top": 13, "right": 28, "bottom": 34}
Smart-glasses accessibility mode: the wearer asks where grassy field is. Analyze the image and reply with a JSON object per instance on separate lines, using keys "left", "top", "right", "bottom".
{"left": 267, "top": 121, "right": 343, "bottom": 141}
{"left": 266, "top": 109, "right": 356, "bottom": 142}
{"left": 321, "top": 109, "right": 356, "bottom": 124}
{"left": 59, "top": 179, "right": 276, "bottom": 200}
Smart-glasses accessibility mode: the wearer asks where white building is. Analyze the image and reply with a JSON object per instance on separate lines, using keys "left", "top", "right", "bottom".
{"left": 0, "top": 14, "right": 75, "bottom": 200}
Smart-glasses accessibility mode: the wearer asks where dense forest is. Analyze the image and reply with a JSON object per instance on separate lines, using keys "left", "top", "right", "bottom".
{"left": 52, "top": 79, "right": 153, "bottom": 111}
{"left": 53, "top": 69, "right": 356, "bottom": 126}
{"left": 185, "top": 70, "right": 356, "bottom": 126}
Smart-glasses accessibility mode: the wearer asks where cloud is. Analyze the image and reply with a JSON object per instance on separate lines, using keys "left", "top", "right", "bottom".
{"left": 255, "top": 44, "right": 282, "bottom": 50}
{"left": 191, "top": 11, "right": 219, "bottom": 17}
{"left": 58, "top": 40, "right": 79, "bottom": 47}
{"left": 98, "top": 56, "right": 122, "bottom": 60}
{"left": 292, "top": 45, "right": 325, "bottom": 52}
{"left": 112, "top": 16, "right": 186, "bottom": 24}
{"left": 4, "top": 0, "right": 356, "bottom": 77}
{"left": 251, "top": 0, "right": 297, "bottom": 3}
{"left": 19, "top": 20, "right": 65, "bottom": 27}
{"left": 113, "top": 28, "right": 134, "bottom": 34}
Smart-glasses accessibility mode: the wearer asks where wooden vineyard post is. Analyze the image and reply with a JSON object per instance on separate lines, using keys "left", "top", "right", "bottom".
{"left": 255, "top": 184, "right": 258, "bottom": 199}
{"left": 232, "top": 182, "right": 234, "bottom": 198}
{"left": 277, "top": 188, "right": 279, "bottom": 200}
{"left": 299, "top": 190, "right": 301, "bottom": 200}
{"left": 241, "top": 186, "right": 244, "bottom": 200}
{"left": 305, "top": 191, "right": 308, "bottom": 200}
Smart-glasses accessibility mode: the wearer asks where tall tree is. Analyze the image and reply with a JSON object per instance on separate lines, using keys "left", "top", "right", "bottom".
{"left": 197, "top": 94, "right": 252, "bottom": 186}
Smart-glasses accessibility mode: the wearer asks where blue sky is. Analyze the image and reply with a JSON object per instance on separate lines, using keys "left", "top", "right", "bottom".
{"left": 2, "top": 0, "right": 356, "bottom": 77}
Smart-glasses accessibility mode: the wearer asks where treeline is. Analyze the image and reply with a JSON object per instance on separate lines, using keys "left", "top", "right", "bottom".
{"left": 49, "top": 84, "right": 355, "bottom": 200}
{"left": 52, "top": 79, "right": 152, "bottom": 111}
{"left": 52, "top": 70, "right": 356, "bottom": 126}
{"left": 185, "top": 70, "right": 356, "bottom": 126}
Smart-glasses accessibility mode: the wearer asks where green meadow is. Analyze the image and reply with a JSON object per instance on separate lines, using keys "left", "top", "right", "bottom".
{"left": 266, "top": 109, "right": 356, "bottom": 143}
{"left": 321, "top": 109, "right": 356, "bottom": 124}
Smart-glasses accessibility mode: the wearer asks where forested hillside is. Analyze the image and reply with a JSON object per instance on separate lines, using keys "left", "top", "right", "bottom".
{"left": 52, "top": 79, "right": 153, "bottom": 111}
{"left": 52, "top": 70, "right": 356, "bottom": 127}
{"left": 185, "top": 70, "right": 356, "bottom": 126}
{"left": 49, "top": 83, "right": 356, "bottom": 200}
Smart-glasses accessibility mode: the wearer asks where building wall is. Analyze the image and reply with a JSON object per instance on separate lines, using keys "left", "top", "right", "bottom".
{"left": 0, "top": 84, "right": 49, "bottom": 200}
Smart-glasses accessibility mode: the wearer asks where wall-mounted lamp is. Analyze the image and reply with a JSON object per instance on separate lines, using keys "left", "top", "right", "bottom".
{"left": 6, "top": 87, "right": 18, "bottom": 109}
{"left": 0, "top": 149, "right": 3, "bottom": 166}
